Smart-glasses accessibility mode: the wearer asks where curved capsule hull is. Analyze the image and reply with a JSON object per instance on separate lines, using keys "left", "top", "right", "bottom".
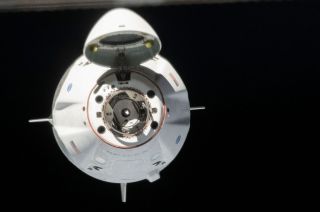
{"left": 52, "top": 55, "right": 190, "bottom": 184}
{"left": 27, "top": 8, "right": 199, "bottom": 202}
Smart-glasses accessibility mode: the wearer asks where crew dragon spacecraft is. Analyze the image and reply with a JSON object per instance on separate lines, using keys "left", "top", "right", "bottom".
{"left": 29, "top": 8, "right": 204, "bottom": 202}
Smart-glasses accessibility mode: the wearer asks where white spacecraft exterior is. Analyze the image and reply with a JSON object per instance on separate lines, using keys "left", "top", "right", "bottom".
{"left": 30, "top": 8, "right": 204, "bottom": 202}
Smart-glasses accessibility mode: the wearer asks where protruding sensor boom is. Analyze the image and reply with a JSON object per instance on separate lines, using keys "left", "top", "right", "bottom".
{"left": 29, "top": 8, "right": 205, "bottom": 202}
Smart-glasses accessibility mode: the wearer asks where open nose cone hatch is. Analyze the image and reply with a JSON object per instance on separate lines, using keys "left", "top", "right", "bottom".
{"left": 84, "top": 8, "right": 161, "bottom": 67}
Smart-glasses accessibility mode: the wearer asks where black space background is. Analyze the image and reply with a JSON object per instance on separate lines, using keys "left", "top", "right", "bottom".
{"left": 0, "top": 1, "right": 318, "bottom": 210}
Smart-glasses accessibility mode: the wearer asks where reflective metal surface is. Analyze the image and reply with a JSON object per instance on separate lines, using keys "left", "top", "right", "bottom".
{"left": 0, "top": 0, "right": 283, "bottom": 12}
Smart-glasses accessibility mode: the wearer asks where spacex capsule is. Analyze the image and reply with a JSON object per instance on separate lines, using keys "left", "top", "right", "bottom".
{"left": 29, "top": 8, "right": 204, "bottom": 202}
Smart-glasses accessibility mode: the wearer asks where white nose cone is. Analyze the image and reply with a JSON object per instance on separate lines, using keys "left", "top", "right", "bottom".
{"left": 84, "top": 8, "right": 161, "bottom": 67}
